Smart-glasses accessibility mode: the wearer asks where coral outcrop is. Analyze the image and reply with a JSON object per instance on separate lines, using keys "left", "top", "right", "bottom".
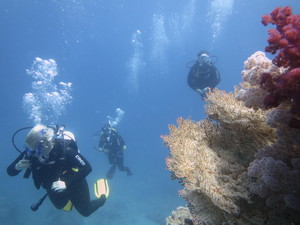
{"left": 163, "top": 7, "right": 300, "bottom": 224}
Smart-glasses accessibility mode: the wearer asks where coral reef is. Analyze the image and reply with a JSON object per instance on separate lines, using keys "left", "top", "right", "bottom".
{"left": 163, "top": 6, "right": 300, "bottom": 224}
{"left": 262, "top": 6, "right": 300, "bottom": 69}
{"left": 163, "top": 48, "right": 300, "bottom": 224}
{"left": 162, "top": 87, "right": 277, "bottom": 224}
{"left": 165, "top": 206, "right": 193, "bottom": 225}
{"left": 243, "top": 53, "right": 300, "bottom": 223}
{"left": 261, "top": 6, "right": 300, "bottom": 128}
{"left": 235, "top": 51, "right": 286, "bottom": 110}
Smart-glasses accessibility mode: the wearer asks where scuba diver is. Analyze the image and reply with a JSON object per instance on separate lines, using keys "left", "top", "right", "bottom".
{"left": 187, "top": 50, "right": 220, "bottom": 98}
{"left": 97, "top": 123, "right": 133, "bottom": 180}
{"left": 7, "top": 124, "right": 109, "bottom": 217}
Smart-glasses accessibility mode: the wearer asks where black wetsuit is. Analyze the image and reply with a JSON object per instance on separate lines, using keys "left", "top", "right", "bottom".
{"left": 187, "top": 61, "right": 220, "bottom": 91}
{"left": 7, "top": 139, "right": 106, "bottom": 217}
{"left": 98, "top": 129, "right": 132, "bottom": 179}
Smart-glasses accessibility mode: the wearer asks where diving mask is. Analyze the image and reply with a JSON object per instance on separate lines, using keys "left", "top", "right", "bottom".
{"left": 198, "top": 54, "right": 211, "bottom": 65}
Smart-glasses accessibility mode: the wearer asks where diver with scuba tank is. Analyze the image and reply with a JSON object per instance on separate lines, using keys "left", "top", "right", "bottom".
{"left": 187, "top": 50, "right": 221, "bottom": 98}
{"left": 7, "top": 124, "right": 109, "bottom": 216}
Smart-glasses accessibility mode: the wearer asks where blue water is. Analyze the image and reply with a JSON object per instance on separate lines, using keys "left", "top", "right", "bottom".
{"left": 0, "top": 0, "right": 299, "bottom": 224}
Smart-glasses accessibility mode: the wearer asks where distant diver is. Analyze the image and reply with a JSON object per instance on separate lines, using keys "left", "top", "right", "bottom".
{"left": 97, "top": 123, "right": 133, "bottom": 180}
{"left": 187, "top": 50, "right": 220, "bottom": 98}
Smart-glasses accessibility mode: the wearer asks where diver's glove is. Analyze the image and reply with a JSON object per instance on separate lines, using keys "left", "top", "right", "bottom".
{"left": 51, "top": 180, "right": 67, "bottom": 192}
{"left": 15, "top": 159, "right": 32, "bottom": 170}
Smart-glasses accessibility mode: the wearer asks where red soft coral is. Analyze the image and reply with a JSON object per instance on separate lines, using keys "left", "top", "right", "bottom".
{"left": 262, "top": 6, "right": 300, "bottom": 69}
{"left": 261, "top": 6, "right": 300, "bottom": 128}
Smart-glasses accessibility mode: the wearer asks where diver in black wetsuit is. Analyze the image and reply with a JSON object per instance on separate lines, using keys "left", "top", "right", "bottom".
{"left": 7, "top": 124, "right": 107, "bottom": 217}
{"left": 187, "top": 50, "right": 220, "bottom": 97}
{"left": 97, "top": 123, "right": 132, "bottom": 180}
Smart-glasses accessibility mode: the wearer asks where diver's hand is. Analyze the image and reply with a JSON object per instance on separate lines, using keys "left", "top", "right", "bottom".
{"left": 203, "top": 87, "right": 210, "bottom": 93}
{"left": 96, "top": 146, "right": 102, "bottom": 151}
{"left": 51, "top": 180, "right": 66, "bottom": 192}
{"left": 196, "top": 88, "right": 210, "bottom": 98}
{"left": 195, "top": 89, "right": 204, "bottom": 95}
{"left": 15, "top": 159, "right": 32, "bottom": 170}
{"left": 96, "top": 147, "right": 109, "bottom": 153}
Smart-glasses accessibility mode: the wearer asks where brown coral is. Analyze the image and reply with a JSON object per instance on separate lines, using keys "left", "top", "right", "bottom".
{"left": 165, "top": 206, "right": 193, "bottom": 225}
{"left": 162, "top": 89, "right": 276, "bottom": 224}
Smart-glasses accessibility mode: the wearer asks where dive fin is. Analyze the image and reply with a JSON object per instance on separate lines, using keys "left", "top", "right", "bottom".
{"left": 94, "top": 179, "right": 109, "bottom": 198}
